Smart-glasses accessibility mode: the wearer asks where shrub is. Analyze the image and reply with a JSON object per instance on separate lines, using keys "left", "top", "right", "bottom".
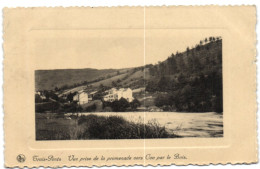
{"left": 62, "top": 103, "right": 82, "bottom": 113}
{"left": 104, "top": 98, "right": 130, "bottom": 112}
{"left": 85, "top": 104, "right": 96, "bottom": 112}
{"left": 130, "top": 98, "right": 141, "bottom": 110}
{"left": 35, "top": 102, "right": 60, "bottom": 113}
{"left": 103, "top": 106, "right": 112, "bottom": 112}
{"left": 154, "top": 94, "right": 170, "bottom": 107}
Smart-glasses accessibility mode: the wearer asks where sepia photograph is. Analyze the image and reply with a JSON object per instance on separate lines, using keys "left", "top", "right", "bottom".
{"left": 35, "top": 35, "right": 223, "bottom": 140}
{"left": 4, "top": 6, "right": 257, "bottom": 167}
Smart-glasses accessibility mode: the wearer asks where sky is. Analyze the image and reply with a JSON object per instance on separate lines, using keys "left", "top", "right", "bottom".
{"left": 33, "top": 29, "right": 223, "bottom": 70}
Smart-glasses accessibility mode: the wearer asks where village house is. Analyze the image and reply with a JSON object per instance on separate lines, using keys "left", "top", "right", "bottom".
{"left": 103, "top": 88, "right": 133, "bottom": 102}
{"left": 35, "top": 91, "right": 46, "bottom": 100}
{"left": 73, "top": 90, "right": 89, "bottom": 105}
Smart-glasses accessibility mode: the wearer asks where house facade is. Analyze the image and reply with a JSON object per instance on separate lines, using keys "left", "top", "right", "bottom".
{"left": 73, "top": 91, "right": 89, "bottom": 105}
{"left": 103, "top": 88, "right": 133, "bottom": 102}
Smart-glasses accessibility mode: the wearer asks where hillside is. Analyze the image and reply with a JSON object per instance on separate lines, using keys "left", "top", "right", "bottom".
{"left": 61, "top": 72, "right": 130, "bottom": 95}
{"left": 35, "top": 37, "right": 222, "bottom": 113}
{"left": 148, "top": 38, "right": 222, "bottom": 78}
{"left": 146, "top": 37, "right": 223, "bottom": 112}
{"left": 60, "top": 67, "right": 146, "bottom": 96}
{"left": 35, "top": 68, "right": 129, "bottom": 91}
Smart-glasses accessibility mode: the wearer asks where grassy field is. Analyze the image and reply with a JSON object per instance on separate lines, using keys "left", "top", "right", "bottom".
{"left": 36, "top": 113, "right": 78, "bottom": 140}
{"left": 60, "top": 69, "right": 145, "bottom": 96}
{"left": 119, "top": 70, "right": 144, "bottom": 85}
{"left": 59, "top": 72, "right": 129, "bottom": 95}
{"left": 35, "top": 68, "right": 121, "bottom": 91}
{"left": 90, "top": 73, "right": 128, "bottom": 88}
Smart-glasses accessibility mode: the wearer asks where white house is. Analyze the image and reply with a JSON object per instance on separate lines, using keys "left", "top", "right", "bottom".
{"left": 35, "top": 91, "right": 46, "bottom": 100}
{"left": 73, "top": 90, "right": 89, "bottom": 105}
{"left": 103, "top": 88, "right": 133, "bottom": 102}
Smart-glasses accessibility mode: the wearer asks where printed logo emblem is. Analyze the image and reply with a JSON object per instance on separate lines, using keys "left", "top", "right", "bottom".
{"left": 17, "top": 154, "right": 26, "bottom": 163}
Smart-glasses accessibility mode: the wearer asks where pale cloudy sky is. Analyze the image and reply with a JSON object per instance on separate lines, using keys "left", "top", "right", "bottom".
{"left": 33, "top": 29, "right": 222, "bottom": 70}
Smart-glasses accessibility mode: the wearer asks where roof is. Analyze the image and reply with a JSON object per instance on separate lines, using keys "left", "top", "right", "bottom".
{"left": 77, "top": 91, "right": 88, "bottom": 95}
{"left": 90, "top": 91, "right": 97, "bottom": 95}
{"left": 104, "top": 88, "right": 132, "bottom": 94}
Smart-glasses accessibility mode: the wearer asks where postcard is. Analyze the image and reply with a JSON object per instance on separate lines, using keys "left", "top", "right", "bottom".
{"left": 3, "top": 6, "right": 257, "bottom": 167}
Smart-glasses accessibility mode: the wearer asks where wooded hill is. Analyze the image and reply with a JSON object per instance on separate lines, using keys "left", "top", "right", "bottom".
{"left": 146, "top": 37, "right": 223, "bottom": 112}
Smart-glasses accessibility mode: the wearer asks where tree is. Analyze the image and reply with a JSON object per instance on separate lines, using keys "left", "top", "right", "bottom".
{"left": 35, "top": 94, "right": 43, "bottom": 103}
{"left": 158, "top": 62, "right": 166, "bottom": 76}
{"left": 217, "top": 51, "right": 222, "bottom": 64}
{"left": 178, "top": 54, "right": 186, "bottom": 72}
{"left": 178, "top": 73, "right": 186, "bottom": 84}
{"left": 99, "top": 83, "right": 104, "bottom": 89}
{"left": 146, "top": 80, "right": 157, "bottom": 92}
{"left": 193, "top": 56, "right": 202, "bottom": 71}
{"left": 158, "top": 76, "right": 170, "bottom": 91}
{"left": 55, "top": 87, "right": 59, "bottom": 92}
{"left": 187, "top": 56, "right": 194, "bottom": 72}
{"left": 204, "top": 38, "right": 208, "bottom": 43}
{"left": 155, "top": 94, "right": 170, "bottom": 107}
{"left": 62, "top": 102, "right": 82, "bottom": 113}
{"left": 195, "top": 44, "right": 201, "bottom": 51}
{"left": 149, "top": 66, "right": 157, "bottom": 76}
{"left": 85, "top": 104, "right": 97, "bottom": 112}
{"left": 186, "top": 47, "right": 190, "bottom": 53}
{"left": 67, "top": 92, "right": 76, "bottom": 102}
{"left": 49, "top": 92, "right": 59, "bottom": 101}
{"left": 130, "top": 98, "right": 141, "bottom": 110}
{"left": 111, "top": 98, "right": 130, "bottom": 112}
{"left": 200, "top": 40, "right": 203, "bottom": 45}
{"left": 169, "top": 56, "right": 178, "bottom": 74}
{"left": 112, "top": 81, "right": 117, "bottom": 87}
{"left": 43, "top": 90, "right": 50, "bottom": 100}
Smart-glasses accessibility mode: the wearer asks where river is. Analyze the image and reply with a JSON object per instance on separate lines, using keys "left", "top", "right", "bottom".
{"left": 72, "top": 112, "right": 223, "bottom": 138}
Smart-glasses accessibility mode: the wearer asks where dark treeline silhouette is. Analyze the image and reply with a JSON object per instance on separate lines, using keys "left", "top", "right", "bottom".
{"left": 146, "top": 37, "right": 223, "bottom": 113}
{"left": 103, "top": 98, "right": 141, "bottom": 112}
